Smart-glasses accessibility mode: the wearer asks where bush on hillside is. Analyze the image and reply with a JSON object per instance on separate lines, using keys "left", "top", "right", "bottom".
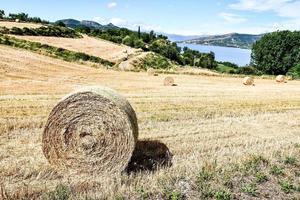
{"left": 132, "top": 53, "right": 171, "bottom": 70}
{"left": 237, "top": 66, "right": 263, "bottom": 75}
{"left": 287, "top": 63, "right": 300, "bottom": 79}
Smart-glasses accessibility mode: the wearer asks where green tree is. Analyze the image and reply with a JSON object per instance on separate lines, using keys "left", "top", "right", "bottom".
{"left": 138, "top": 26, "right": 141, "bottom": 39}
{"left": 122, "top": 35, "right": 134, "bottom": 47}
{"left": 0, "top": 10, "right": 5, "bottom": 19}
{"left": 251, "top": 31, "right": 300, "bottom": 75}
{"left": 55, "top": 21, "right": 66, "bottom": 27}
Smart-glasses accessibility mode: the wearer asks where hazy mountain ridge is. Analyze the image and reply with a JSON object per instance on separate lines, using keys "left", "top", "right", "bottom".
{"left": 181, "top": 33, "right": 264, "bottom": 49}
{"left": 56, "top": 19, "right": 119, "bottom": 30}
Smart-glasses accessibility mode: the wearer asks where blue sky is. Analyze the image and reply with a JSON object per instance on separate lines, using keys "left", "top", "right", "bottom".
{"left": 1, "top": 0, "right": 300, "bottom": 35}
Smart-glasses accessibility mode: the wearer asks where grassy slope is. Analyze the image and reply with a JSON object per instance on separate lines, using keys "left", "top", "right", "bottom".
{"left": 1, "top": 45, "right": 300, "bottom": 199}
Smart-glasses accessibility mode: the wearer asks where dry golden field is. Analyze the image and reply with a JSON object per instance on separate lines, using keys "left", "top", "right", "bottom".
{"left": 12, "top": 35, "right": 139, "bottom": 63}
{"left": 0, "top": 21, "right": 42, "bottom": 29}
{"left": 1, "top": 44, "right": 300, "bottom": 199}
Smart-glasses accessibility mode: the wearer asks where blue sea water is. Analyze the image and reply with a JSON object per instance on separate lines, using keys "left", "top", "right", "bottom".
{"left": 177, "top": 43, "right": 251, "bottom": 66}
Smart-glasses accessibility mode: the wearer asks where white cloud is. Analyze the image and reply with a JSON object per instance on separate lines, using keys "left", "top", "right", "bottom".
{"left": 229, "top": 0, "right": 300, "bottom": 18}
{"left": 219, "top": 12, "right": 247, "bottom": 24}
{"left": 107, "top": 2, "right": 117, "bottom": 9}
{"left": 93, "top": 17, "right": 161, "bottom": 32}
{"left": 228, "top": 0, "right": 300, "bottom": 33}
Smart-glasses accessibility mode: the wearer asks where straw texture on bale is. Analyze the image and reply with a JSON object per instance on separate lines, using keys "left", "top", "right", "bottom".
{"left": 276, "top": 75, "right": 286, "bottom": 83}
{"left": 164, "top": 76, "right": 175, "bottom": 86}
{"left": 147, "top": 68, "right": 155, "bottom": 76}
{"left": 42, "top": 86, "right": 138, "bottom": 174}
{"left": 243, "top": 77, "right": 254, "bottom": 86}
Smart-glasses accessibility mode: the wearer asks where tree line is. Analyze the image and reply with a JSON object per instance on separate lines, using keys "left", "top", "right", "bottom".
{"left": 0, "top": 10, "right": 49, "bottom": 24}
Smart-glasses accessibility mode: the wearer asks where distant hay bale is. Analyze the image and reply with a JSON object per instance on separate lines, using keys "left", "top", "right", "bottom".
{"left": 164, "top": 76, "right": 176, "bottom": 86}
{"left": 15, "top": 19, "right": 20, "bottom": 23}
{"left": 42, "top": 86, "right": 138, "bottom": 174}
{"left": 276, "top": 75, "right": 287, "bottom": 83}
{"left": 243, "top": 77, "right": 254, "bottom": 86}
{"left": 147, "top": 68, "right": 155, "bottom": 76}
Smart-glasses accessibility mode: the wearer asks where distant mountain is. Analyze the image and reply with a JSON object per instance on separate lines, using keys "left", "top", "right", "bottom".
{"left": 162, "top": 33, "right": 205, "bottom": 42}
{"left": 181, "top": 33, "right": 264, "bottom": 49}
{"left": 56, "top": 19, "right": 119, "bottom": 30}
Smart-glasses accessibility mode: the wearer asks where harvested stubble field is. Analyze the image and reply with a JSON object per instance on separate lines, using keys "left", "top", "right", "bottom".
{"left": 1, "top": 45, "right": 300, "bottom": 199}
{"left": 0, "top": 21, "right": 42, "bottom": 29}
{"left": 12, "top": 35, "right": 139, "bottom": 63}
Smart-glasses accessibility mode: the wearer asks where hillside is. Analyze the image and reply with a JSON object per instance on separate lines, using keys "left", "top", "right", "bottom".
{"left": 56, "top": 19, "right": 119, "bottom": 30}
{"left": 182, "top": 33, "right": 263, "bottom": 49}
{"left": 12, "top": 34, "right": 139, "bottom": 63}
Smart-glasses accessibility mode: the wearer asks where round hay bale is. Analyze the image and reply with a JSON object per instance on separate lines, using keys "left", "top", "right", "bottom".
{"left": 15, "top": 19, "right": 20, "bottom": 23}
{"left": 276, "top": 75, "right": 286, "bottom": 83}
{"left": 147, "top": 68, "right": 155, "bottom": 76}
{"left": 164, "top": 76, "right": 175, "bottom": 86}
{"left": 42, "top": 86, "right": 138, "bottom": 174}
{"left": 243, "top": 77, "right": 254, "bottom": 86}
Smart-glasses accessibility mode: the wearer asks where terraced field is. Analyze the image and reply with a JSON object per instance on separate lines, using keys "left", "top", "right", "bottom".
{"left": 12, "top": 35, "right": 139, "bottom": 63}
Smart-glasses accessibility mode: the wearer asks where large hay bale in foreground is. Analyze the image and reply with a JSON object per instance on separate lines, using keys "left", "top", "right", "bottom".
{"left": 147, "top": 68, "right": 155, "bottom": 76}
{"left": 243, "top": 77, "right": 254, "bottom": 86}
{"left": 42, "top": 86, "right": 138, "bottom": 174}
{"left": 276, "top": 75, "right": 286, "bottom": 83}
{"left": 164, "top": 76, "right": 175, "bottom": 86}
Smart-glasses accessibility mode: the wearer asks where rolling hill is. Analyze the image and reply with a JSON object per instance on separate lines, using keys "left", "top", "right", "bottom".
{"left": 56, "top": 19, "right": 119, "bottom": 30}
{"left": 182, "top": 33, "right": 264, "bottom": 49}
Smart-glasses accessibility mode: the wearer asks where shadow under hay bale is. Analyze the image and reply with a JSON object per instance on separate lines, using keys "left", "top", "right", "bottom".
{"left": 126, "top": 140, "right": 172, "bottom": 173}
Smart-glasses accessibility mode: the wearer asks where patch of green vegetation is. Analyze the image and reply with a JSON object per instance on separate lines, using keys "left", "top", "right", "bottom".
{"left": 279, "top": 180, "right": 295, "bottom": 194}
{"left": 196, "top": 167, "right": 215, "bottom": 198}
{"left": 0, "top": 35, "right": 114, "bottom": 67}
{"left": 216, "top": 64, "right": 237, "bottom": 74}
{"left": 136, "top": 187, "right": 149, "bottom": 200}
{"left": 284, "top": 156, "right": 297, "bottom": 166}
{"left": 242, "top": 155, "right": 269, "bottom": 173}
{"left": 132, "top": 53, "right": 172, "bottom": 71}
{"left": 43, "top": 184, "right": 70, "bottom": 200}
{"left": 214, "top": 189, "right": 232, "bottom": 200}
{"left": 165, "top": 190, "right": 184, "bottom": 200}
{"left": 270, "top": 165, "right": 284, "bottom": 176}
{"left": 241, "top": 183, "right": 258, "bottom": 197}
{"left": 255, "top": 172, "right": 269, "bottom": 183}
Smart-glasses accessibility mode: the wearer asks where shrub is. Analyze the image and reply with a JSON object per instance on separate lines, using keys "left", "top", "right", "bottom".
{"left": 237, "top": 66, "right": 263, "bottom": 75}
{"left": 287, "top": 63, "right": 300, "bottom": 79}
{"left": 215, "top": 190, "right": 232, "bottom": 200}
{"left": 43, "top": 184, "right": 70, "bottom": 200}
